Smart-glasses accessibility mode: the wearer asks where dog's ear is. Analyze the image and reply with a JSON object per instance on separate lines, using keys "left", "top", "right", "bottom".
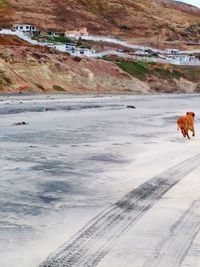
{"left": 186, "top": 112, "right": 195, "bottom": 117}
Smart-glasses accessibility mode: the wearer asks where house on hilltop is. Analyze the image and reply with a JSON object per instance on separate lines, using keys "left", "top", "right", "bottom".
{"left": 65, "top": 43, "right": 95, "bottom": 57}
{"left": 65, "top": 43, "right": 76, "bottom": 53}
{"left": 166, "top": 54, "right": 198, "bottom": 64}
{"left": 165, "top": 49, "right": 180, "bottom": 55}
{"left": 65, "top": 28, "right": 88, "bottom": 38}
{"left": 13, "top": 24, "right": 37, "bottom": 33}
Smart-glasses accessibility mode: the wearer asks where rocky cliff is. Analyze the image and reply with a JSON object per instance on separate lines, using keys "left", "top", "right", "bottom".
{"left": 0, "top": 36, "right": 149, "bottom": 93}
{"left": 1, "top": 36, "right": 200, "bottom": 94}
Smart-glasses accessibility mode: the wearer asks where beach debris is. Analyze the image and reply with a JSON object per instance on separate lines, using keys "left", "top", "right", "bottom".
{"left": 126, "top": 105, "right": 136, "bottom": 109}
{"left": 14, "top": 121, "right": 29, "bottom": 126}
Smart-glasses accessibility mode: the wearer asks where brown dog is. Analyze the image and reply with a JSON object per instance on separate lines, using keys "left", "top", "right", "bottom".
{"left": 177, "top": 112, "right": 195, "bottom": 139}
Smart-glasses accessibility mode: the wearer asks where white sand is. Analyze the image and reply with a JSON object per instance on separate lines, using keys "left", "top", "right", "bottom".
{"left": 0, "top": 94, "right": 200, "bottom": 267}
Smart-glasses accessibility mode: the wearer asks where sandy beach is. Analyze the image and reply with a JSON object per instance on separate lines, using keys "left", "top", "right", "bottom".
{"left": 0, "top": 94, "right": 200, "bottom": 267}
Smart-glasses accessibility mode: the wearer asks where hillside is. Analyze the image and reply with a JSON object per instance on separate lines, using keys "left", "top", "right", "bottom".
{"left": 0, "top": 36, "right": 148, "bottom": 93}
{"left": 1, "top": 0, "right": 200, "bottom": 47}
{"left": 1, "top": 35, "right": 200, "bottom": 94}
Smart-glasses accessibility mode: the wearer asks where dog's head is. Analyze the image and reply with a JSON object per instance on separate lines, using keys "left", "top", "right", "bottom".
{"left": 186, "top": 112, "right": 195, "bottom": 117}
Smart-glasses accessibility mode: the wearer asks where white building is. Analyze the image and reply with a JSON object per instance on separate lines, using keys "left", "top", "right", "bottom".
{"left": 166, "top": 55, "right": 198, "bottom": 63}
{"left": 65, "top": 43, "right": 95, "bottom": 57}
{"left": 165, "top": 49, "right": 180, "bottom": 55}
{"left": 70, "top": 47, "right": 96, "bottom": 57}
{"left": 53, "top": 43, "right": 95, "bottom": 57}
{"left": 134, "top": 50, "right": 150, "bottom": 56}
{"left": 65, "top": 43, "right": 76, "bottom": 53}
{"left": 65, "top": 28, "right": 88, "bottom": 38}
{"left": 13, "top": 24, "right": 37, "bottom": 32}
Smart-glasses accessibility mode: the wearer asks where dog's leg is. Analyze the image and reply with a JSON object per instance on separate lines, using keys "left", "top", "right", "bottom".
{"left": 192, "top": 127, "right": 195, "bottom": 137}
{"left": 181, "top": 128, "right": 186, "bottom": 138}
{"left": 185, "top": 129, "right": 190, "bottom": 139}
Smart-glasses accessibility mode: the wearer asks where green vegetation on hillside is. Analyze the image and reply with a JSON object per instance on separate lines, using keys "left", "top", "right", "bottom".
{"left": 117, "top": 61, "right": 150, "bottom": 80}
{"left": 0, "top": 0, "right": 7, "bottom": 8}
{"left": 51, "top": 36, "right": 74, "bottom": 44}
{"left": 113, "top": 59, "right": 200, "bottom": 83}
{"left": 32, "top": 35, "right": 74, "bottom": 44}
{"left": 115, "top": 60, "right": 182, "bottom": 81}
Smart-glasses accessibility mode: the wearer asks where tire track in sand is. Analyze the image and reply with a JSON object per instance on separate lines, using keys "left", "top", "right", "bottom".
{"left": 39, "top": 154, "right": 200, "bottom": 267}
{"left": 144, "top": 199, "right": 200, "bottom": 267}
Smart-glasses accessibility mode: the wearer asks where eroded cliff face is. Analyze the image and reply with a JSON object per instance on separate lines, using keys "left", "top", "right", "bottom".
{"left": 0, "top": 43, "right": 149, "bottom": 93}
{"left": 147, "top": 77, "right": 199, "bottom": 94}
{"left": 0, "top": 36, "right": 200, "bottom": 94}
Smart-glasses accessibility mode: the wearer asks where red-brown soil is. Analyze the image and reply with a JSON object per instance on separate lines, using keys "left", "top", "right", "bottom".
{"left": 1, "top": 0, "right": 200, "bottom": 48}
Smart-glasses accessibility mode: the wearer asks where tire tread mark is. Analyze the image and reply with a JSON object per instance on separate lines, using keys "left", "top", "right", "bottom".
{"left": 39, "top": 154, "right": 200, "bottom": 267}
{"left": 145, "top": 199, "right": 200, "bottom": 267}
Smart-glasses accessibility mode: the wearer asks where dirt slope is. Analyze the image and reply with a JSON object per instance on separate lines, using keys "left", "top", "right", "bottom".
{"left": 0, "top": 37, "right": 148, "bottom": 93}
{"left": 1, "top": 36, "right": 200, "bottom": 94}
{"left": 1, "top": 0, "right": 200, "bottom": 45}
